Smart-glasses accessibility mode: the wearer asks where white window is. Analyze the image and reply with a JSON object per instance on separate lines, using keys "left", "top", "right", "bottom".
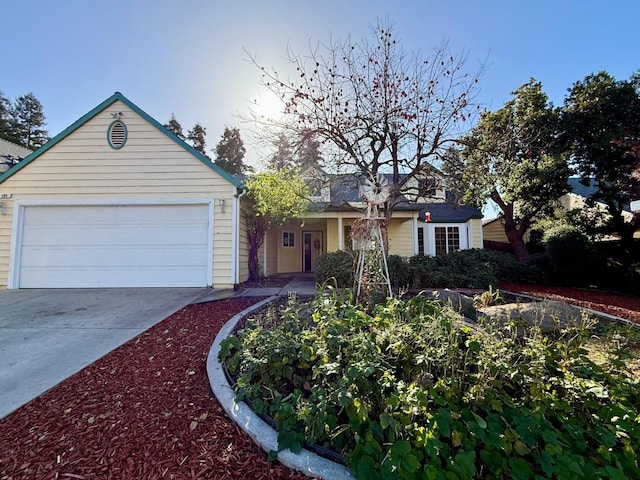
{"left": 435, "top": 226, "right": 460, "bottom": 255}
{"left": 418, "top": 223, "right": 467, "bottom": 256}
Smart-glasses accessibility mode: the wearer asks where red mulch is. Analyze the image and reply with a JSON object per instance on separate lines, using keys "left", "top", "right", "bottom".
{"left": 0, "top": 297, "right": 309, "bottom": 480}
{"left": 500, "top": 283, "right": 640, "bottom": 324}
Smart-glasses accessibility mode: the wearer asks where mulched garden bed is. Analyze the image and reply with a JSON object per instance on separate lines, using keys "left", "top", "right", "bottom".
{"left": 0, "top": 297, "right": 309, "bottom": 480}
{"left": 500, "top": 283, "right": 640, "bottom": 324}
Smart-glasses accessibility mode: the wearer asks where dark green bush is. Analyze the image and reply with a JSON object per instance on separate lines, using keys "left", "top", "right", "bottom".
{"left": 386, "top": 255, "right": 412, "bottom": 291}
{"left": 315, "top": 250, "right": 354, "bottom": 288}
{"left": 409, "top": 249, "right": 545, "bottom": 289}
{"left": 543, "top": 224, "right": 598, "bottom": 286}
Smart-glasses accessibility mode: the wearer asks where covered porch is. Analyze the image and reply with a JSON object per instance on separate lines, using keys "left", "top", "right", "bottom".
{"left": 259, "top": 209, "right": 419, "bottom": 276}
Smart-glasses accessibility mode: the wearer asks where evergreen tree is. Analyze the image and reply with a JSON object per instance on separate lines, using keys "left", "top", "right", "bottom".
{"left": 451, "top": 79, "right": 570, "bottom": 261}
{"left": 11, "top": 92, "right": 48, "bottom": 148}
{"left": 164, "top": 113, "right": 185, "bottom": 140}
{"left": 187, "top": 122, "right": 207, "bottom": 155}
{"left": 213, "top": 126, "right": 249, "bottom": 174}
{"left": 562, "top": 71, "right": 640, "bottom": 256}
{"left": 296, "top": 129, "right": 322, "bottom": 168}
{"left": 0, "top": 91, "right": 19, "bottom": 144}
{"left": 270, "top": 133, "right": 294, "bottom": 170}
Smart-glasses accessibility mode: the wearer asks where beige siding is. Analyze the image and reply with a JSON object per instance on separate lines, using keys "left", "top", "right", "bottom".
{"left": 0, "top": 100, "right": 238, "bottom": 289}
{"left": 278, "top": 222, "right": 301, "bottom": 273}
{"left": 256, "top": 229, "right": 279, "bottom": 278}
{"left": 237, "top": 210, "right": 250, "bottom": 283}
{"left": 483, "top": 219, "right": 531, "bottom": 244}
{"left": 326, "top": 219, "right": 339, "bottom": 251}
{"left": 483, "top": 219, "right": 508, "bottom": 243}
{"left": 469, "top": 219, "right": 483, "bottom": 248}
{"left": 265, "top": 229, "right": 279, "bottom": 276}
{"left": 387, "top": 219, "right": 415, "bottom": 256}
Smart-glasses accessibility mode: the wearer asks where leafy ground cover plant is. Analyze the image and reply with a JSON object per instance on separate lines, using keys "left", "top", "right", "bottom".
{"left": 220, "top": 292, "right": 640, "bottom": 479}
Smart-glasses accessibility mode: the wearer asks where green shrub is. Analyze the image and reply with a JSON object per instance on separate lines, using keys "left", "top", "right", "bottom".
{"left": 221, "top": 294, "right": 640, "bottom": 479}
{"left": 315, "top": 250, "right": 354, "bottom": 288}
{"left": 386, "top": 255, "right": 412, "bottom": 292}
{"left": 543, "top": 224, "right": 598, "bottom": 286}
{"left": 409, "top": 249, "right": 545, "bottom": 289}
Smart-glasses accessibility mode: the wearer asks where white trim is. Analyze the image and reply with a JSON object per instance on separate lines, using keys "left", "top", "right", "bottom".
{"left": 422, "top": 223, "right": 469, "bottom": 256}
{"left": 231, "top": 193, "right": 239, "bottom": 285}
{"left": 337, "top": 215, "right": 343, "bottom": 250}
{"left": 9, "top": 198, "right": 215, "bottom": 289}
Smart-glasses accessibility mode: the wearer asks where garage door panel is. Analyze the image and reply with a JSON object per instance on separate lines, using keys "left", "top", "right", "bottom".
{"left": 23, "top": 205, "right": 117, "bottom": 225}
{"left": 22, "top": 226, "right": 208, "bottom": 247}
{"left": 19, "top": 265, "right": 208, "bottom": 288}
{"left": 22, "top": 225, "right": 116, "bottom": 246}
{"left": 21, "top": 245, "right": 209, "bottom": 267}
{"left": 18, "top": 204, "right": 212, "bottom": 288}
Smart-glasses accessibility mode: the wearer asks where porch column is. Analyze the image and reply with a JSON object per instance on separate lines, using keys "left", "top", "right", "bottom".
{"left": 337, "top": 215, "right": 343, "bottom": 250}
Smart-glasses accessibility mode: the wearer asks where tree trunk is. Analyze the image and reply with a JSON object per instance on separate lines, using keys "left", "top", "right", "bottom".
{"left": 246, "top": 227, "right": 265, "bottom": 282}
{"left": 492, "top": 192, "right": 530, "bottom": 262}
{"left": 504, "top": 221, "right": 530, "bottom": 262}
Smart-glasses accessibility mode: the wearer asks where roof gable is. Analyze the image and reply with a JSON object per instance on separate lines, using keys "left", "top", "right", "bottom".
{"left": 0, "top": 92, "right": 240, "bottom": 187}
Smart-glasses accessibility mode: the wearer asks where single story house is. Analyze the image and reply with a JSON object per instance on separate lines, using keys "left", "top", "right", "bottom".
{"left": 0, "top": 92, "right": 249, "bottom": 289}
{"left": 258, "top": 166, "right": 484, "bottom": 276}
{"left": 0, "top": 92, "right": 483, "bottom": 289}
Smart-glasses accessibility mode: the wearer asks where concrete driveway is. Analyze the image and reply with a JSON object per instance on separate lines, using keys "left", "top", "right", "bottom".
{"left": 0, "top": 287, "right": 210, "bottom": 419}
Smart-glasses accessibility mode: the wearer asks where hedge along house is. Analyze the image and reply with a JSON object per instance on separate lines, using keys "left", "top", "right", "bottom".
{"left": 0, "top": 92, "right": 248, "bottom": 289}
{"left": 258, "top": 166, "right": 484, "bottom": 276}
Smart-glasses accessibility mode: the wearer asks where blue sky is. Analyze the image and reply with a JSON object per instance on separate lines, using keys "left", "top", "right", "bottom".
{"left": 2, "top": 0, "right": 639, "bottom": 215}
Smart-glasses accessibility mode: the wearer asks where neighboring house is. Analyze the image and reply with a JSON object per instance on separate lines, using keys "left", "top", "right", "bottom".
{"left": 0, "top": 138, "right": 32, "bottom": 174}
{"left": 259, "top": 165, "right": 484, "bottom": 276}
{"left": 482, "top": 178, "right": 639, "bottom": 247}
{"left": 0, "top": 92, "right": 249, "bottom": 289}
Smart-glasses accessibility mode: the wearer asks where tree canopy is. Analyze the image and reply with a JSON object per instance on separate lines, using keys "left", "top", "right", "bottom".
{"left": 241, "top": 168, "right": 309, "bottom": 280}
{"left": 561, "top": 71, "right": 640, "bottom": 255}
{"left": 164, "top": 114, "right": 186, "bottom": 140}
{"left": 267, "top": 129, "right": 323, "bottom": 171}
{"left": 187, "top": 122, "right": 207, "bottom": 155}
{"left": 213, "top": 126, "right": 250, "bottom": 174}
{"left": 451, "top": 79, "right": 570, "bottom": 260}
{"left": 0, "top": 91, "right": 49, "bottom": 149}
{"left": 250, "top": 18, "right": 481, "bottom": 218}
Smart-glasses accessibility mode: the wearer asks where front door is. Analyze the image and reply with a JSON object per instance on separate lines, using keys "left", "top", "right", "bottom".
{"left": 303, "top": 231, "right": 323, "bottom": 272}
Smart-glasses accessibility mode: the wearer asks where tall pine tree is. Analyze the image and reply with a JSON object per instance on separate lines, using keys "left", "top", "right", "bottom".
{"left": 164, "top": 113, "right": 185, "bottom": 140}
{"left": 187, "top": 122, "right": 207, "bottom": 155}
{"left": 11, "top": 92, "right": 48, "bottom": 149}
{"left": 0, "top": 91, "right": 19, "bottom": 144}
{"left": 213, "top": 127, "right": 249, "bottom": 174}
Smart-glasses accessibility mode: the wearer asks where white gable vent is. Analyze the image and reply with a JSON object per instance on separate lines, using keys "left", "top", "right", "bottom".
{"left": 107, "top": 120, "right": 128, "bottom": 149}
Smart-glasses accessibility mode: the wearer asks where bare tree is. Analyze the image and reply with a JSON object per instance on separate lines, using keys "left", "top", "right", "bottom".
{"left": 248, "top": 18, "right": 482, "bottom": 218}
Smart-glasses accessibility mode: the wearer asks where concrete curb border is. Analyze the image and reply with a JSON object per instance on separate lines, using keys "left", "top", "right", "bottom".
{"left": 206, "top": 296, "right": 354, "bottom": 480}
{"left": 500, "top": 290, "right": 640, "bottom": 329}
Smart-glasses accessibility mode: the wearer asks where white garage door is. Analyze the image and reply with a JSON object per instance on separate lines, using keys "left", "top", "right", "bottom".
{"left": 17, "top": 203, "right": 211, "bottom": 288}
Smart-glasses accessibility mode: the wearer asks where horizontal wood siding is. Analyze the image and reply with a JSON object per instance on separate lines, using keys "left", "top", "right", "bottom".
{"left": 0, "top": 100, "right": 237, "bottom": 288}
{"left": 237, "top": 212, "right": 250, "bottom": 283}
{"left": 261, "top": 229, "right": 278, "bottom": 277}
{"left": 470, "top": 219, "right": 483, "bottom": 248}
{"left": 387, "top": 219, "right": 414, "bottom": 257}
{"left": 483, "top": 220, "right": 508, "bottom": 243}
